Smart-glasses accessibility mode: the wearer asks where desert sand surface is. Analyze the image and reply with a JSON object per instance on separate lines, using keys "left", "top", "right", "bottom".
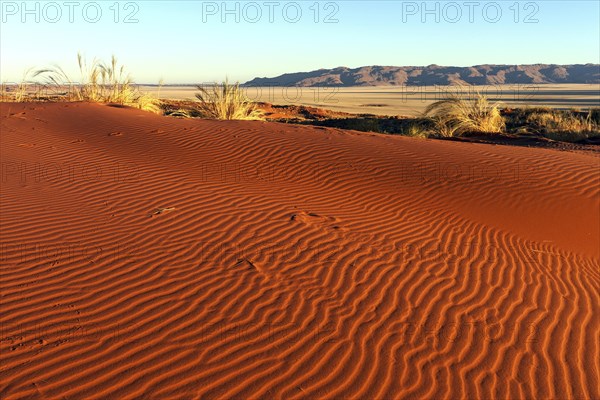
{"left": 1, "top": 102, "right": 599, "bottom": 399}
{"left": 148, "top": 83, "right": 600, "bottom": 117}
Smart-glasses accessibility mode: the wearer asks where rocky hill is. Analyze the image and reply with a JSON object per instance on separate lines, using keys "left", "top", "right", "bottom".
{"left": 244, "top": 64, "right": 600, "bottom": 86}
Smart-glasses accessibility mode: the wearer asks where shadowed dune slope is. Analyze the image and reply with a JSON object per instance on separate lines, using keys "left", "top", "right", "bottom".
{"left": 1, "top": 102, "right": 599, "bottom": 400}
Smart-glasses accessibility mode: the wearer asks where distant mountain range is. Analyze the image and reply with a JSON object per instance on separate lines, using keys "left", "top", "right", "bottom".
{"left": 244, "top": 64, "right": 600, "bottom": 86}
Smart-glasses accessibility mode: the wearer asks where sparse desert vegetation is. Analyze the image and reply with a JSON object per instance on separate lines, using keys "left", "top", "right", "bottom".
{"left": 254, "top": 96, "right": 599, "bottom": 144}
{"left": 195, "top": 79, "right": 263, "bottom": 120}
{"left": 2, "top": 59, "right": 599, "bottom": 144}
{"left": 1, "top": 53, "right": 161, "bottom": 113}
{"left": 423, "top": 92, "right": 505, "bottom": 137}
{"left": 504, "top": 107, "right": 600, "bottom": 142}
{"left": 1, "top": 69, "right": 45, "bottom": 102}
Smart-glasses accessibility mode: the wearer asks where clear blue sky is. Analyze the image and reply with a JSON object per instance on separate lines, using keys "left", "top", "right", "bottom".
{"left": 1, "top": 1, "right": 599, "bottom": 83}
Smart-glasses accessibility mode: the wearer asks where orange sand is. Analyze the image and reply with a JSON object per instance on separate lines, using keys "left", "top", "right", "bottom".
{"left": 1, "top": 102, "right": 598, "bottom": 399}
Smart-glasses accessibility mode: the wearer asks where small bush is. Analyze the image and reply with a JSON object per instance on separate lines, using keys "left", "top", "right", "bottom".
{"left": 424, "top": 92, "right": 505, "bottom": 137}
{"left": 195, "top": 79, "right": 262, "bottom": 120}
{"left": 505, "top": 108, "right": 600, "bottom": 142}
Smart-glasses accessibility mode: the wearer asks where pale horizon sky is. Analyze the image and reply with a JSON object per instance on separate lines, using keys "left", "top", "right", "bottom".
{"left": 1, "top": 0, "right": 599, "bottom": 84}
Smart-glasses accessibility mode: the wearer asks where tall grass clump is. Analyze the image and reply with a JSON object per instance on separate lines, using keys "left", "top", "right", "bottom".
{"left": 424, "top": 91, "right": 505, "bottom": 137}
{"left": 33, "top": 53, "right": 161, "bottom": 113}
{"left": 195, "top": 79, "right": 263, "bottom": 120}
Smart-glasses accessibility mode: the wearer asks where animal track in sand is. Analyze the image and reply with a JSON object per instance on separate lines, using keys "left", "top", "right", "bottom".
{"left": 8, "top": 112, "right": 27, "bottom": 119}
{"left": 290, "top": 211, "right": 347, "bottom": 236}
{"left": 235, "top": 258, "right": 269, "bottom": 278}
{"left": 149, "top": 207, "right": 177, "bottom": 217}
{"left": 290, "top": 211, "right": 340, "bottom": 226}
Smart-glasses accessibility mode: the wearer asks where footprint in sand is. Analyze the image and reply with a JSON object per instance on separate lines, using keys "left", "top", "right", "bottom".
{"left": 290, "top": 211, "right": 344, "bottom": 231}
{"left": 9, "top": 112, "right": 27, "bottom": 119}
{"left": 108, "top": 131, "right": 123, "bottom": 137}
{"left": 236, "top": 258, "right": 259, "bottom": 271}
{"left": 235, "top": 258, "right": 269, "bottom": 279}
{"left": 149, "top": 207, "right": 176, "bottom": 217}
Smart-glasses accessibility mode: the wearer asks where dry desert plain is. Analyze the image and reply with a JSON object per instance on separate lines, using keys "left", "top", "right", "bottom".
{"left": 0, "top": 97, "right": 599, "bottom": 399}
{"left": 150, "top": 83, "right": 600, "bottom": 116}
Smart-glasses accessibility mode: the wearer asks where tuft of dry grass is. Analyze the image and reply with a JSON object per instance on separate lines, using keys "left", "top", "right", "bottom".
{"left": 424, "top": 91, "right": 505, "bottom": 137}
{"left": 526, "top": 110, "right": 598, "bottom": 136}
{"left": 15, "top": 72, "right": 31, "bottom": 102}
{"left": 195, "top": 79, "right": 263, "bottom": 120}
{"left": 402, "top": 122, "right": 431, "bottom": 138}
{"left": 0, "top": 69, "right": 40, "bottom": 102}
{"left": 31, "top": 53, "right": 161, "bottom": 113}
{"left": 505, "top": 107, "right": 600, "bottom": 142}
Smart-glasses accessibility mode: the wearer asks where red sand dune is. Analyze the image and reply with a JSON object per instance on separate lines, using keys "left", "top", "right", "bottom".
{"left": 1, "top": 102, "right": 598, "bottom": 399}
